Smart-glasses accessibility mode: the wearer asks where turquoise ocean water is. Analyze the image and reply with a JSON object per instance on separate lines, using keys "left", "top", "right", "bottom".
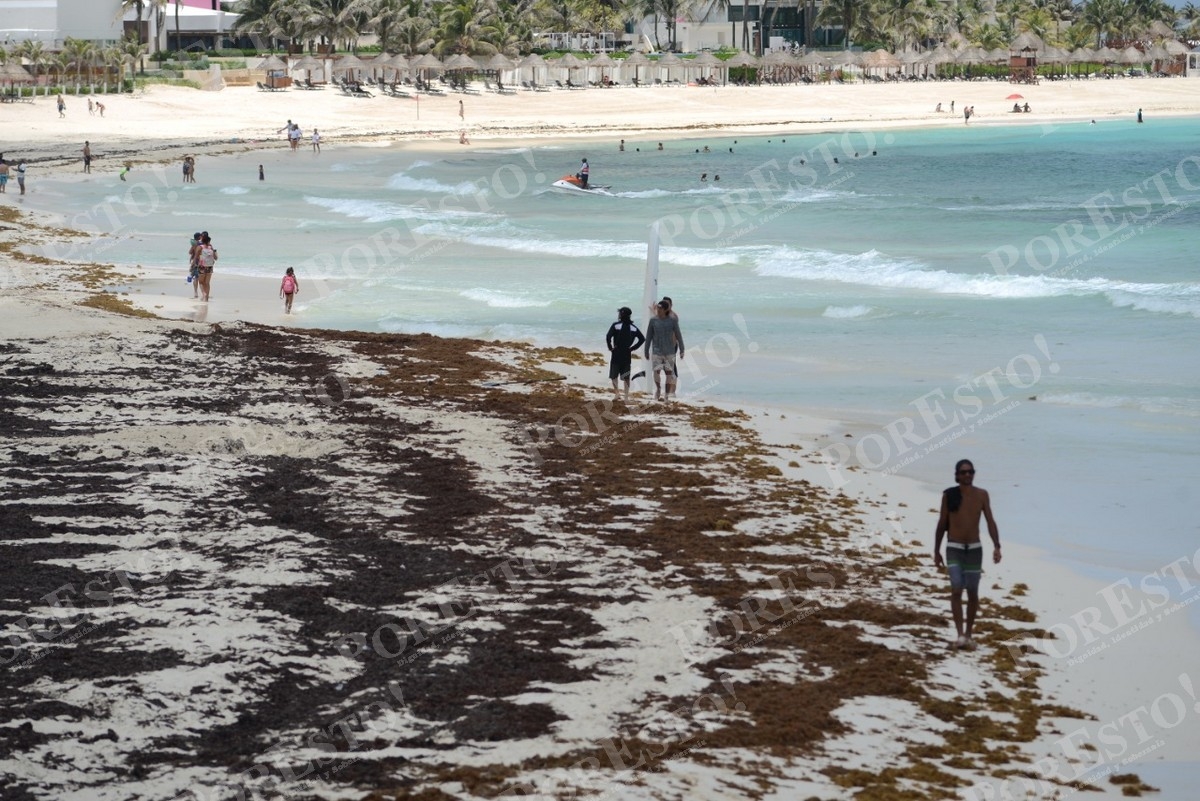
{"left": 32, "top": 118, "right": 1199, "bottom": 624}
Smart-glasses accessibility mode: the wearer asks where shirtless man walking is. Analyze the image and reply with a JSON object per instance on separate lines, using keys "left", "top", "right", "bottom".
{"left": 934, "top": 458, "right": 1001, "bottom": 650}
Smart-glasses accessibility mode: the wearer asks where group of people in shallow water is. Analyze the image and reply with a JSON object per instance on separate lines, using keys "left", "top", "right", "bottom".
{"left": 187, "top": 231, "right": 217, "bottom": 302}
{"left": 185, "top": 231, "right": 299, "bottom": 313}
{"left": 605, "top": 297, "right": 684, "bottom": 402}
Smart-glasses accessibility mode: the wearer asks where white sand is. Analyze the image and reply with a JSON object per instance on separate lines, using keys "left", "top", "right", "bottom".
{"left": 1, "top": 78, "right": 1192, "bottom": 169}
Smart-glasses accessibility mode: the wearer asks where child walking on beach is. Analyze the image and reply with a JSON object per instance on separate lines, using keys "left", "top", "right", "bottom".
{"left": 280, "top": 267, "right": 299, "bottom": 313}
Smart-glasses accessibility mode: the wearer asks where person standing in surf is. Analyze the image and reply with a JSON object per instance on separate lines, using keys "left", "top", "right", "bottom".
{"left": 644, "top": 300, "right": 685, "bottom": 402}
{"left": 606, "top": 306, "right": 645, "bottom": 401}
{"left": 933, "top": 459, "right": 1001, "bottom": 651}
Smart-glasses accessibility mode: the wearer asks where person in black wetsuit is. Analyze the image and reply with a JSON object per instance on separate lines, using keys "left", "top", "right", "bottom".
{"left": 605, "top": 306, "right": 645, "bottom": 401}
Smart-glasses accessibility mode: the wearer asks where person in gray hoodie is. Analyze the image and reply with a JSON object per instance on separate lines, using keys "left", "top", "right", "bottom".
{"left": 644, "top": 300, "right": 685, "bottom": 401}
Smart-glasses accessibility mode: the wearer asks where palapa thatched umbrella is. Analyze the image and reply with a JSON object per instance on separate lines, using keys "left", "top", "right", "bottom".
{"left": 689, "top": 51, "right": 722, "bottom": 85}
{"left": 1119, "top": 46, "right": 1145, "bottom": 68}
{"left": 655, "top": 51, "right": 684, "bottom": 84}
{"left": 552, "top": 52, "right": 584, "bottom": 86}
{"left": 799, "top": 50, "right": 831, "bottom": 78}
{"left": 255, "top": 54, "right": 289, "bottom": 87}
{"left": 586, "top": 52, "right": 616, "bottom": 85}
{"left": 1, "top": 62, "right": 33, "bottom": 96}
{"left": 290, "top": 54, "right": 325, "bottom": 83}
{"left": 518, "top": 52, "right": 546, "bottom": 87}
{"left": 861, "top": 48, "right": 901, "bottom": 80}
{"left": 333, "top": 53, "right": 369, "bottom": 86}
{"left": 724, "top": 50, "right": 759, "bottom": 84}
{"left": 621, "top": 51, "right": 649, "bottom": 85}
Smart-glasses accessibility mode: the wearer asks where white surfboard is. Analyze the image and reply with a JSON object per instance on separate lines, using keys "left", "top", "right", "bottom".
{"left": 641, "top": 222, "right": 661, "bottom": 395}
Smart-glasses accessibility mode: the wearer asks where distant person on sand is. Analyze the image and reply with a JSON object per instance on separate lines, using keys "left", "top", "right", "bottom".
{"left": 96, "top": 101, "right": 105, "bottom": 117}
{"left": 280, "top": 266, "right": 299, "bottom": 313}
{"left": 936, "top": 102, "right": 942, "bottom": 112}
{"left": 81, "top": 141, "right": 92, "bottom": 174}
{"left": 459, "top": 99, "right": 464, "bottom": 121}
{"left": 644, "top": 300, "right": 685, "bottom": 402}
{"left": 16, "top": 160, "right": 26, "bottom": 195}
{"left": 605, "top": 306, "right": 645, "bottom": 401}
{"left": 57, "top": 95, "right": 65, "bottom": 117}
{"left": 196, "top": 232, "right": 217, "bottom": 302}
{"left": 88, "top": 98, "right": 94, "bottom": 115}
{"left": 0, "top": 160, "right": 9, "bottom": 193}
{"left": 459, "top": 130, "right": 470, "bottom": 145}
{"left": 1137, "top": 108, "right": 1143, "bottom": 124}
{"left": 311, "top": 128, "right": 321, "bottom": 153}
{"left": 933, "top": 458, "right": 1001, "bottom": 651}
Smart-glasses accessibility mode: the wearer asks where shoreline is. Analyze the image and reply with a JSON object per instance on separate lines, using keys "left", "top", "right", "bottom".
{"left": 1, "top": 79, "right": 1189, "bottom": 175}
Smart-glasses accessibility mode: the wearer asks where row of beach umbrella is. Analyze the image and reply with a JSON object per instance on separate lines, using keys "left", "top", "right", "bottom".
{"left": 244, "top": 36, "right": 1191, "bottom": 86}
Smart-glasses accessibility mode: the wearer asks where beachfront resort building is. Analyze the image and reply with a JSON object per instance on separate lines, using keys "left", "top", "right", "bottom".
{"left": 0, "top": 0, "right": 237, "bottom": 51}
{"left": 638, "top": 0, "right": 826, "bottom": 54}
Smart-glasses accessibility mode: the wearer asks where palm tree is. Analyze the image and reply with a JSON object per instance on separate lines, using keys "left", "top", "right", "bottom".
{"left": 119, "top": 33, "right": 147, "bottom": 87}
{"left": 15, "top": 40, "right": 48, "bottom": 95}
{"left": 368, "top": 0, "right": 410, "bottom": 53}
{"left": 394, "top": 0, "right": 436, "bottom": 54}
{"left": 481, "top": 0, "right": 537, "bottom": 56}
{"left": 436, "top": 0, "right": 498, "bottom": 55}
{"left": 303, "top": 0, "right": 362, "bottom": 52}
{"left": 229, "top": 0, "right": 279, "bottom": 40}
{"left": 48, "top": 51, "right": 72, "bottom": 94}
{"left": 102, "top": 45, "right": 124, "bottom": 92}
{"left": 1181, "top": 1, "right": 1200, "bottom": 39}
{"left": 815, "top": 0, "right": 869, "bottom": 49}
{"left": 62, "top": 38, "right": 95, "bottom": 93}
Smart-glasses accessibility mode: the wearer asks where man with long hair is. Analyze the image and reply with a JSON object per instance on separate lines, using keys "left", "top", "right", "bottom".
{"left": 934, "top": 459, "right": 1001, "bottom": 650}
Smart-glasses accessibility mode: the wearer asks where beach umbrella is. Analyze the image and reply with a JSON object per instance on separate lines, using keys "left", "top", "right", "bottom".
{"left": 444, "top": 53, "right": 477, "bottom": 71}
{"left": 366, "top": 52, "right": 394, "bottom": 74}
{"left": 256, "top": 54, "right": 289, "bottom": 88}
{"left": 1119, "top": 46, "right": 1145, "bottom": 66}
{"left": 1, "top": 61, "right": 33, "bottom": 94}
{"left": 862, "top": 48, "right": 900, "bottom": 79}
{"left": 1147, "top": 20, "right": 1176, "bottom": 38}
{"left": 586, "top": 52, "right": 615, "bottom": 84}
{"left": 333, "top": 53, "right": 368, "bottom": 75}
{"left": 621, "top": 50, "right": 650, "bottom": 85}
{"left": 689, "top": 51, "right": 722, "bottom": 84}
{"left": 256, "top": 54, "right": 287, "bottom": 71}
{"left": 388, "top": 53, "right": 411, "bottom": 73}
{"left": 800, "top": 50, "right": 830, "bottom": 68}
{"left": 290, "top": 54, "right": 325, "bottom": 82}
{"left": 655, "top": 51, "right": 683, "bottom": 84}
{"left": 485, "top": 53, "right": 515, "bottom": 71}
{"left": 1093, "top": 46, "right": 1119, "bottom": 64}
{"left": 1162, "top": 39, "right": 1189, "bottom": 56}
{"left": 410, "top": 52, "right": 445, "bottom": 80}
{"left": 724, "top": 51, "right": 759, "bottom": 84}
{"left": 519, "top": 52, "right": 546, "bottom": 86}
{"left": 1006, "top": 92, "right": 1023, "bottom": 100}
{"left": 552, "top": 52, "right": 584, "bottom": 85}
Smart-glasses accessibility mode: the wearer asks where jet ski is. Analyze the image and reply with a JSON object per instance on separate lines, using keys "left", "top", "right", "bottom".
{"left": 551, "top": 174, "right": 614, "bottom": 195}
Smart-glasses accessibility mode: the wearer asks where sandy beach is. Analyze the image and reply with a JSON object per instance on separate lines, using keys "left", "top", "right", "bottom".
{"left": 2, "top": 78, "right": 1200, "bottom": 800}
{"left": 1, "top": 77, "right": 1195, "bottom": 168}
